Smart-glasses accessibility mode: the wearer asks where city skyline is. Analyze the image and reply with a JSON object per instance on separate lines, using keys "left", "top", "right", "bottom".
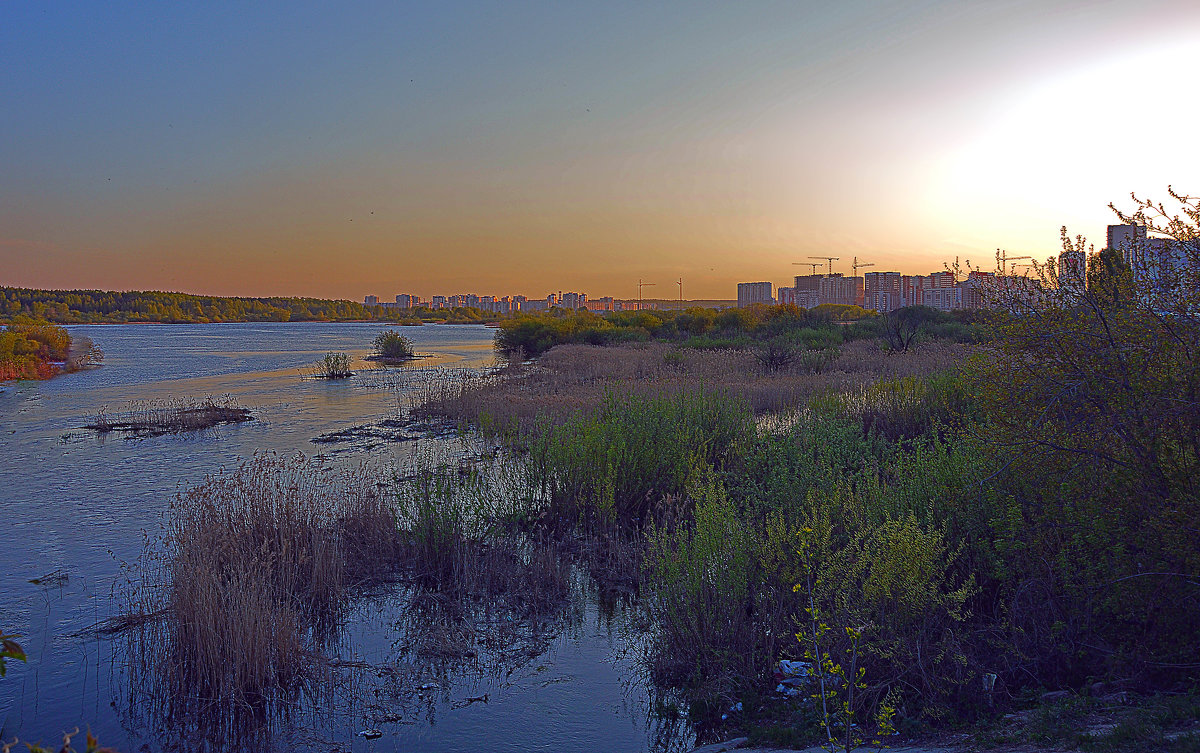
{"left": 3, "top": 1, "right": 1199, "bottom": 299}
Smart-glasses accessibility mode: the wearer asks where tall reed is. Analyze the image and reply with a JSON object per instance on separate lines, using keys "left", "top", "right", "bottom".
{"left": 127, "top": 453, "right": 402, "bottom": 736}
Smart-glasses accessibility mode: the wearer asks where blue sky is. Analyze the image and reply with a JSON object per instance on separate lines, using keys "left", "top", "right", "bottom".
{"left": 3, "top": 1, "right": 1198, "bottom": 298}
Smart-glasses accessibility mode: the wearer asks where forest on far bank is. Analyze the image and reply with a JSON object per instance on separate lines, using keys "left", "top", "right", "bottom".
{"left": 0, "top": 287, "right": 500, "bottom": 325}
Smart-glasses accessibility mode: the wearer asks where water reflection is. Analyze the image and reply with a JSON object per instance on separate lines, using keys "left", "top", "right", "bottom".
{"left": 0, "top": 323, "right": 692, "bottom": 752}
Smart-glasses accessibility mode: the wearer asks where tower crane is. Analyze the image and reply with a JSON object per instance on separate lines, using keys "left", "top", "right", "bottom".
{"left": 852, "top": 257, "right": 875, "bottom": 277}
{"left": 1001, "top": 253, "right": 1032, "bottom": 275}
{"left": 637, "top": 279, "right": 656, "bottom": 310}
{"left": 792, "top": 262, "right": 822, "bottom": 275}
{"left": 809, "top": 256, "right": 840, "bottom": 276}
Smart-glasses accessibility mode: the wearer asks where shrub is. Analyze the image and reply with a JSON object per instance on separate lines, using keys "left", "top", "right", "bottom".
{"left": 372, "top": 329, "right": 414, "bottom": 359}
{"left": 645, "top": 477, "right": 766, "bottom": 705}
{"left": 313, "top": 352, "right": 352, "bottom": 378}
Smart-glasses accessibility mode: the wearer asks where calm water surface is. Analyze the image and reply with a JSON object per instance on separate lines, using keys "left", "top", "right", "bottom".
{"left": 0, "top": 323, "right": 683, "bottom": 752}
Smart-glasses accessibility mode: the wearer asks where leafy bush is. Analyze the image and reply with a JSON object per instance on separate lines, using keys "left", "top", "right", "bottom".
{"left": 645, "top": 477, "right": 768, "bottom": 705}
{"left": 372, "top": 329, "right": 414, "bottom": 359}
{"left": 0, "top": 318, "right": 97, "bottom": 380}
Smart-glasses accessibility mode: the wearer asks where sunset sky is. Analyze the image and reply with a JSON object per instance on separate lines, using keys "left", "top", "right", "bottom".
{"left": 3, "top": 1, "right": 1199, "bottom": 301}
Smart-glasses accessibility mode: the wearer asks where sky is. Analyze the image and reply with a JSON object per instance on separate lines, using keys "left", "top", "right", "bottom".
{"left": 2, "top": 1, "right": 1199, "bottom": 301}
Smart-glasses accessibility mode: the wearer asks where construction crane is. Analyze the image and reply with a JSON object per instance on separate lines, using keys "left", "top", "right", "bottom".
{"left": 809, "top": 256, "right": 840, "bottom": 276}
{"left": 792, "top": 262, "right": 822, "bottom": 276}
{"left": 637, "top": 279, "right": 656, "bottom": 310}
{"left": 999, "top": 251, "right": 1032, "bottom": 275}
{"left": 852, "top": 257, "right": 875, "bottom": 277}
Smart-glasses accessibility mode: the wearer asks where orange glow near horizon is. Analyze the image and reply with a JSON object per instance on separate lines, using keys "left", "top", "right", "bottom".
{"left": 3, "top": 3, "right": 1199, "bottom": 301}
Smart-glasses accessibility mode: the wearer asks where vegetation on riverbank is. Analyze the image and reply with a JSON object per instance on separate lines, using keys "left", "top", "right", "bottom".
{"left": 105, "top": 193, "right": 1197, "bottom": 750}
{"left": 493, "top": 302, "right": 987, "bottom": 358}
{"left": 0, "top": 287, "right": 501, "bottom": 325}
{"left": 0, "top": 318, "right": 102, "bottom": 381}
{"left": 409, "top": 199, "right": 1198, "bottom": 746}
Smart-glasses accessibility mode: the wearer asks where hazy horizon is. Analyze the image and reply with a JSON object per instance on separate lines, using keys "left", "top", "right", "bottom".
{"left": 4, "top": 1, "right": 1198, "bottom": 300}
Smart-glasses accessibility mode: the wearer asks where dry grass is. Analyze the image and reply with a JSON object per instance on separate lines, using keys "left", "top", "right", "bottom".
{"left": 412, "top": 340, "right": 977, "bottom": 436}
{"left": 114, "top": 447, "right": 578, "bottom": 743}
{"left": 120, "top": 453, "right": 403, "bottom": 739}
{"left": 87, "top": 395, "right": 252, "bottom": 435}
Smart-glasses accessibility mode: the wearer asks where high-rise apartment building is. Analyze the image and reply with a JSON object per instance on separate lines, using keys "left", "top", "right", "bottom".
{"left": 817, "top": 274, "right": 864, "bottom": 307}
{"left": 737, "top": 282, "right": 774, "bottom": 308}
{"left": 864, "top": 272, "right": 902, "bottom": 311}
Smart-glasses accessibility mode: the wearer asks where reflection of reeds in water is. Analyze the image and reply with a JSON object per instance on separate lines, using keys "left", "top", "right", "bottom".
{"left": 113, "top": 447, "right": 583, "bottom": 747}
{"left": 87, "top": 395, "right": 251, "bottom": 435}
{"left": 118, "top": 453, "right": 403, "bottom": 745}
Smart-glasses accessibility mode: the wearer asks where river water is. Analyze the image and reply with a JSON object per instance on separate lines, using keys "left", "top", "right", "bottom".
{"left": 0, "top": 323, "right": 688, "bottom": 752}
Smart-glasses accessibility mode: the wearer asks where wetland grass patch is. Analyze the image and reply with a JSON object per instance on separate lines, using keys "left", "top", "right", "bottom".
{"left": 120, "top": 453, "right": 402, "bottom": 738}
{"left": 87, "top": 395, "right": 252, "bottom": 435}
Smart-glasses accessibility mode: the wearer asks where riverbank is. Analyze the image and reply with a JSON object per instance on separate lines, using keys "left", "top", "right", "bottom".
{"left": 0, "top": 320, "right": 103, "bottom": 381}
{"left": 399, "top": 313, "right": 1199, "bottom": 750}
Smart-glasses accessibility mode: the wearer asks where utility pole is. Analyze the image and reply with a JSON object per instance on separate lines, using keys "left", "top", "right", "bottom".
{"left": 637, "top": 279, "right": 656, "bottom": 310}
{"left": 809, "top": 256, "right": 840, "bottom": 276}
{"left": 677, "top": 278, "right": 683, "bottom": 306}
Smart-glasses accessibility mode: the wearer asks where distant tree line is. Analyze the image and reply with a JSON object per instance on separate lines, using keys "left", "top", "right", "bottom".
{"left": 495, "top": 303, "right": 988, "bottom": 357}
{"left": 0, "top": 287, "right": 503, "bottom": 325}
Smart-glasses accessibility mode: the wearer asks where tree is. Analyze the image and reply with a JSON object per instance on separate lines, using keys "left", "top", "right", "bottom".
{"left": 1085, "top": 244, "right": 1133, "bottom": 310}
{"left": 973, "top": 189, "right": 1200, "bottom": 684}
{"left": 880, "top": 306, "right": 935, "bottom": 352}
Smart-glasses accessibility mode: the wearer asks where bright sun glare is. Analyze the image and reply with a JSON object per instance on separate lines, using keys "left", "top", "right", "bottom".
{"left": 937, "top": 38, "right": 1200, "bottom": 241}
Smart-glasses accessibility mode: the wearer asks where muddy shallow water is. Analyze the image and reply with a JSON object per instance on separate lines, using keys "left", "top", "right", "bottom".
{"left": 0, "top": 322, "right": 691, "bottom": 752}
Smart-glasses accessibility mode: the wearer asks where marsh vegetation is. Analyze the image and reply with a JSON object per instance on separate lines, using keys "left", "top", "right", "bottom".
{"left": 98, "top": 193, "right": 1200, "bottom": 749}
{"left": 309, "top": 351, "right": 353, "bottom": 379}
{"left": 86, "top": 396, "right": 251, "bottom": 435}
{"left": 0, "top": 318, "right": 103, "bottom": 381}
{"left": 367, "top": 329, "right": 416, "bottom": 362}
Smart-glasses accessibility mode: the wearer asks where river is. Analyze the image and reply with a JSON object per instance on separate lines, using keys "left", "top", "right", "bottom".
{"left": 0, "top": 322, "right": 689, "bottom": 753}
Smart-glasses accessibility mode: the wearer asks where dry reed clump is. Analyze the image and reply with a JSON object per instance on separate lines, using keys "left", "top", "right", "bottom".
{"left": 410, "top": 340, "right": 977, "bottom": 437}
{"left": 87, "top": 395, "right": 252, "bottom": 435}
{"left": 126, "top": 453, "right": 403, "bottom": 735}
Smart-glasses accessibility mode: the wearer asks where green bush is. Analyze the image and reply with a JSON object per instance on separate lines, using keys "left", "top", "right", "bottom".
{"left": 526, "top": 389, "right": 752, "bottom": 525}
{"left": 645, "top": 476, "right": 766, "bottom": 703}
{"left": 372, "top": 329, "right": 414, "bottom": 359}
